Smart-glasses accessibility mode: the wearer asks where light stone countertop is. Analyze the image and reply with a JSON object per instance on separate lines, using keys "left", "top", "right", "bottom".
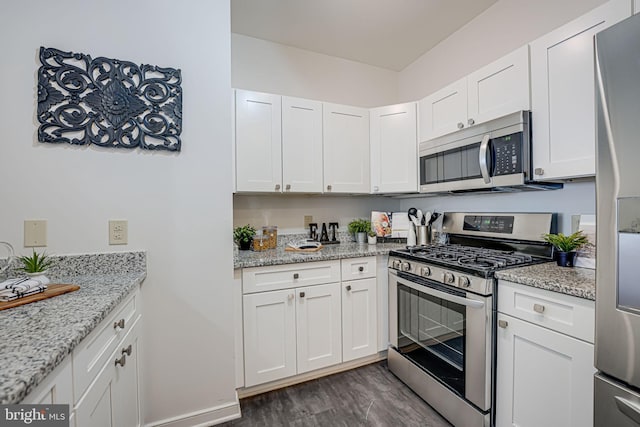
{"left": 495, "top": 262, "right": 595, "bottom": 300}
{"left": 234, "top": 241, "right": 406, "bottom": 269}
{"left": 0, "top": 252, "right": 146, "bottom": 404}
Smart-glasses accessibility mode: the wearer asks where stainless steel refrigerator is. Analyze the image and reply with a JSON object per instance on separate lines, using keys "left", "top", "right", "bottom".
{"left": 595, "top": 11, "right": 640, "bottom": 426}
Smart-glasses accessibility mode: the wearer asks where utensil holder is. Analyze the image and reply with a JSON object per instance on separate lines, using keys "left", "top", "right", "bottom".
{"left": 416, "top": 225, "right": 431, "bottom": 246}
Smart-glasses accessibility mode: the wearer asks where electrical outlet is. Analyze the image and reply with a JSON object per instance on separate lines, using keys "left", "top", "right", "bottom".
{"left": 304, "top": 215, "right": 313, "bottom": 228}
{"left": 109, "top": 220, "right": 128, "bottom": 245}
{"left": 24, "top": 220, "right": 47, "bottom": 247}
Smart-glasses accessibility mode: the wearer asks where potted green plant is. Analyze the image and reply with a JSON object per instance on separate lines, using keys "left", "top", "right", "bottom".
{"left": 233, "top": 225, "right": 256, "bottom": 250}
{"left": 542, "top": 230, "right": 590, "bottom": 267}
{"left": 367, "top": 230, "right": 377, "bottom": 245}
{"left": 348, "top": 219, "right": 371, "bottom": 244}
{"left": 18, "top": 249, "right": 54, "bottom": 281}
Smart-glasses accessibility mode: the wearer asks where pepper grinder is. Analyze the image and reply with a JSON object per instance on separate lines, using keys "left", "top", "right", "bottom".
{"left": 407, "top": 223, "right": 417, "bottom": 246}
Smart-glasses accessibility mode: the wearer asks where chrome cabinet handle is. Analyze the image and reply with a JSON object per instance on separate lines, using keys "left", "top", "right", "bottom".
{"left": 346, "top": 285, "right": 352, "bottom": 291}
{"left": 299, "top": 292, "right": 305, "bottom": 298}
{"left": 358, "top": 266, "right": 364, "bottom": 272}
{"left": 115, "top": 354, "right": 126, "bottom": 367}
{"left": 468, "top": 118, "right": 475, "bottom": 126}
{"left": 533, "top": 303, "right": 545, "bottom": 314}
{"left": 275, "top": 184, "right": 281, "bottom": 190}
{"left": 534, "top": 168, "right": 544, "bottom": 176}
{"left": 285, "top": 184, "right": 291, "bottom": 190}
{"left": 122, "top": 344, "right": 132, "bottom": 356}
{"left": 114, "top": 319, "right": 125, "bottom": 330}
{"left": 498, "top": 320, "right": 508, "bottom": 328}
{"left": 293, "top": 273, "right": 299, "bottom": 279}
{"left": 457, "top": 122, "right": 464, "bottom": 129}
{"left": 479, "top": 134, "right": 491, "bottom": 184}
{"left": 326, "top": 185, "right": 332, "bottom": 191}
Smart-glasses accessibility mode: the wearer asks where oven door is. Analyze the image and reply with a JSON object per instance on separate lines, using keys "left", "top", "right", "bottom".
{"left": 388, "top": 269, "right": 492, "bottom": 411}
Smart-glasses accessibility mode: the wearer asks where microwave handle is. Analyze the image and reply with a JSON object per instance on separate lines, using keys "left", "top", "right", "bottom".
{"left": 479, "top": 134, "right": 491, "bottom": 184}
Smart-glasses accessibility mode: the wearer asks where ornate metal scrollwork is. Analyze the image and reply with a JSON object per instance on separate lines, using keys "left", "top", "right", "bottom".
{"left": 37, "top": 47, "right": 182, "bottom": 151}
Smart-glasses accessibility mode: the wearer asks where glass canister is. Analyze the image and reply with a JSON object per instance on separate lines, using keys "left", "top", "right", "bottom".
{"left": 252, "top": 235, "right": 270, "bottom": 251}
{"left": 262, "top": 226, "right": 278, "bottom": 249}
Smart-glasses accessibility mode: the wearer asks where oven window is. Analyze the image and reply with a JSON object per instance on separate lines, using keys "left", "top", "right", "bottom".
{"left": 397, "top": 283, "right": 466, "bottom": 396}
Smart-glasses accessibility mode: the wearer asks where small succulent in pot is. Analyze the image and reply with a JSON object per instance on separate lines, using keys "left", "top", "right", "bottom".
{"left": 348, "top": 219, "right": 371, "bottom": 244}
{"left": 233, "top": 225, "right": 256, "bottom": 250}
{"left": 18, "top": 249, "right": 54, "bottom": 274}
{"left": 542, "top": 231, "right": 590, "bottom": 267}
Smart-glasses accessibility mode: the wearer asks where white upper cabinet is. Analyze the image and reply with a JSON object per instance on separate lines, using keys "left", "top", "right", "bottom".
{"left": 235, "top": 90, "right": 282, "bottom": 192}
{"left": 323, "top": 103, "right": 370, "bottom": 193}
{"left": 419, "top": 46, "right": 530, "bottom": 143}
{"left": 370, "top": 103, "right": 418, "bottom": 193}
{"left": 530, "top": 0, "right": 631, "bottom": 181}
{"left": 282, "top": 97, "right": 323, "bottom": 193}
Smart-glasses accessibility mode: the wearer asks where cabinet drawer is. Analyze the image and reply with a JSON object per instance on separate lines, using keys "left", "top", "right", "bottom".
{"left": 242, "top": 260, "right": 340, "bottom": 294}
{"left": 72, "top": 290, "right": 141, "bottom": 403}
{"left": 341, "top": 256, "right": 376, "bottom": 280}
{"left": 498, "top": 281, "right": 594, "bottom": 343}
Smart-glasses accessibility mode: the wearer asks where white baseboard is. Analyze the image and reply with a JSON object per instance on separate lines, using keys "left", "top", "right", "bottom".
{"left": 145, "top": 393, "right": 241, "bottom": 427}
{"left": 238, "top": 351, "right": 387, "bottom": 399}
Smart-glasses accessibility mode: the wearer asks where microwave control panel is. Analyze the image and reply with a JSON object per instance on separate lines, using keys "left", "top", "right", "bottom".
{"left": 492, "top": 133, "right": 522, "bottom": 176}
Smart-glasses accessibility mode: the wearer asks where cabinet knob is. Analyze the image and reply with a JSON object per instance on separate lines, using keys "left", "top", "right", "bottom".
{"left": 293, "top": 273, "right": 299, "bottom": 279}
{"left": 346, "top": 285, "right": 352, "bottom": 291}
{"left": 326, "top": 185, "right": 332, "bottom": 191}
{"left": 373, "top": 186, "right": 379, "bottom": 192}
{"left": 288, "top": 293, "right": 294, "bottom": 301}
{"left": 358, "top": 266, "right": 364, "bottom": 272}
{"left": 457, "top": 122, "right": 464, "bottom": 129}
{"left": 498, "top": 320, "right": 508, "bottom": 329}
{"left": 115, "top": 354, "right": 126, "bottom": 367}
{"left": 122, "top": 344, "right": 132, "bottom": 356}
{"left": 299, "top": 291, "right": 305, "bottom": 298}
{"left": 468, "top": 118, "right": 475, "bottom": 126}
{"left": 534, "top": 168, "right": 544, "bottom": 176}
{"left": 285, "top": 184, "right": 291, "bottom": 190}
{"left": 533, "top": 303, "right": 545, "bottom": 314}
{"left": 113, "top": 318, "right": 125, "bottom": 330}
{"left": 275, "top": 184, "right": 281, "bottom": 190}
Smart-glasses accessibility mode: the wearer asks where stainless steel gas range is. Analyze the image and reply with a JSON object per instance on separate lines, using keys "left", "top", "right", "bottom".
{"left": 387, "top": 212, "right": 556, "bottom": 427}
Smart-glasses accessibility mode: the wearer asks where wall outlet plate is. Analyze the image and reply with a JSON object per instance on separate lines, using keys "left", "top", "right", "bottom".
{"left": 24, "top": 220, "right": 47, "bottom": 247}
{"left": 109, "top": 220, "right": 128, "bottom": 245}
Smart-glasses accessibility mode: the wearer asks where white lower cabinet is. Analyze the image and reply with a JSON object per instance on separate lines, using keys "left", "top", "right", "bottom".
{"left": 496, "top": 281, "right": 595, "bottom": 427}
{"left": 241, "top": 257, "right": 379, "bottom": 388}
{"left": 342, "top": 277, "right": 377, "bottom": 361}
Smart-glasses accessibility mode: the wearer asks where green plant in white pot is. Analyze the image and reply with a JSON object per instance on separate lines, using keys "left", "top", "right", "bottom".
{"left": 348, "top": 219, "right": 371, "bottom": 244}
{"left": 542, "top": 231, "right": 590, "bottom": 267}
{"left": 18, "top": 249, "right": 54, "bottom": 282}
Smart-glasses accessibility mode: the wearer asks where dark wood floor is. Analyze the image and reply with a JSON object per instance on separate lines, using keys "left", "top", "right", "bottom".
{"left": 220, "top": 361, "right": 452, "bottom": 426}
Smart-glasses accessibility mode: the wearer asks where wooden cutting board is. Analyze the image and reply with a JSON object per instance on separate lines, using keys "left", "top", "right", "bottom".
{"left": 0, "top": 284, "right": 80, "bottom": 311}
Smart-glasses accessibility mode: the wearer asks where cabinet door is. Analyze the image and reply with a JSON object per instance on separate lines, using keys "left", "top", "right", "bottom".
{"left": 235, "top": 90, "right": 282, "bottom": 192}
{"left": 467, "top": 45, "right": 530, "bottom": 126}
{"left": 296, "top": 283, "right": 342, "bottom": 373}
{"left": 496, "top": 313, "right": 595, "bottom": 427}
{"left": 282, "top": 97, "right": 323, "bottom": 193}
{"left": 243, "top": 289, "right": 296, "bottom": 386}
{"left": 22, "top": 358, "right": 73, "bottom": 406}
{"left": 342, "top": 278, "right": 377, "bottom": 362}
{"left": 418, "top": 77, "right": 467, "bottom": 143}
{"left": 530, "top": 0, "right": 630, "bottom": 180}
{"left": 370, "top": 103, "right": 418, "bottom": 193}
{"left": 323, "top": 103, "right": 370, "bottom": 193}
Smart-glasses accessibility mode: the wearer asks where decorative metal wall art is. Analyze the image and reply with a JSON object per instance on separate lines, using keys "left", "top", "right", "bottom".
{"left": 37, "top": 47, "right": 182, "bottom": 151}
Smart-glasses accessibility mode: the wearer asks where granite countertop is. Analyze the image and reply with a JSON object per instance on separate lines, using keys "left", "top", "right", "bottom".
{"left": 0, "top": 252, "right": 146, "bottom": 404}
{"left": 495, "top": 262, "right": 595, "bottom": 300}
{"left": 234, "top": 241, "right": 406, "bottom": 269}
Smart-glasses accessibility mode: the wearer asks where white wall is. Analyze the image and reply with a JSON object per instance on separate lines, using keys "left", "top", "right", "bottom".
{"left": 232, "top": 33, "right": 398, "bottom": 107}
{"left": 398, "top": 0, "right": 608, "bottom": 101}
{"left": 0, "top": 1, "right": 237, "bottom": 425}
{"left": 234, "top": 194, "right": 401, "bottom": 234}
{"left": 400, "top": 181, "right": 595, "bottom": 234}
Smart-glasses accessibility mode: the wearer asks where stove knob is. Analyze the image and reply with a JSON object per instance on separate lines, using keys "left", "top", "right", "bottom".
{"left": 443, "top": 272, "right": 455, "bottom": 284}
{"left": 420, "top": 266, "right": 432, "bottom": 277}
{"left": 458, "top": 276, "right": 471, "bottom": 288}
{"left": 401, "top": 262, "right": 411, "bottom": 272}
{"left": 392, "top": 260, "right": 401, "bottom": 269}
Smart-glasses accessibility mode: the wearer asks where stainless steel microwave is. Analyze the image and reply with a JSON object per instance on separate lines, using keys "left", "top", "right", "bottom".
{"left": 419, "top": 111, "right": 561, "bottom": 194}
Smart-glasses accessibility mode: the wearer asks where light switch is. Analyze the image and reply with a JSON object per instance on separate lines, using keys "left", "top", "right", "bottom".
{"left": 109, "top": 220, "right": 128, "bottom": 245}
{"left": 24, "top": 220, "right": 47, "bottom": 247}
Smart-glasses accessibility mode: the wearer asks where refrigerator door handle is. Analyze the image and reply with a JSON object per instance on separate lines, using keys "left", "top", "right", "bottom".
{"left": 614, "top": 396, "right": 640, "bottom": 424}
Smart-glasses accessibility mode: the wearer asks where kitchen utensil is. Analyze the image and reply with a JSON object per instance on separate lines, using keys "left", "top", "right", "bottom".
{"left": 428, "top": 212, "right": 441, "bottom": 226}
{"left": 423, "top": 211, "right": 430, "bottom": 225}
{"left": 417, "top": 209, "right": 424, "bottom": 225}
{"left": 407, "top": 223, "right": 417, "bottom": 246}
{"left": 0, "top": 284, "right": 80, "bottom": 311}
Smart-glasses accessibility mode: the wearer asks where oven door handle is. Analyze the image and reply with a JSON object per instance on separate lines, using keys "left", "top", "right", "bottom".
{"left": 394, "top": 273, "right": 485, "bottom": 309}
{"left": 479, "top": 134, "right": 491, "bottom": 184}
